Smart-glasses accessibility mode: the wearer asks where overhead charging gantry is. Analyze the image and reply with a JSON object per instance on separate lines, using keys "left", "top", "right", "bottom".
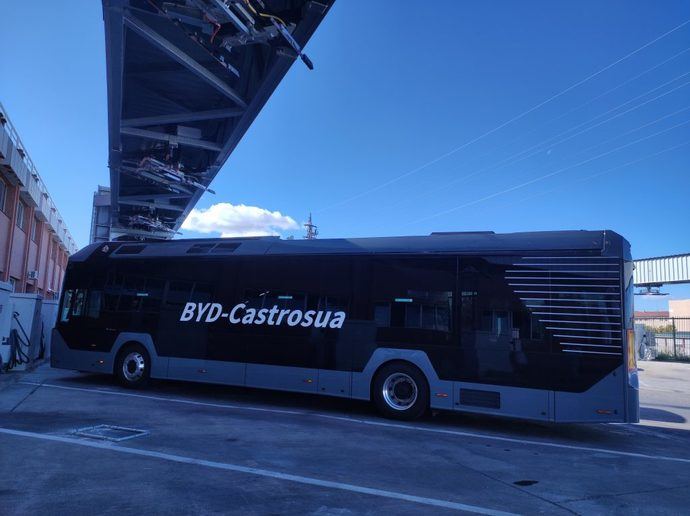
{"left": 103, "top": 0, "right": 334, "bottom": 240}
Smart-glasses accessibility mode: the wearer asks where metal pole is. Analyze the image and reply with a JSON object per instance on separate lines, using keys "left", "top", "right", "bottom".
{"left": 672, "top": 318, "right": 677, "bottom": 359}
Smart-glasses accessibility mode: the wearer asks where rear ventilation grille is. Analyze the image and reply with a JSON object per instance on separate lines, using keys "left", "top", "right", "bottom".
{"left": 187, "top": 242, "right": 241, "bottom": 254}
{"left": 459, "top": 389, "right": 501, "bottom": 409}
{"left": 506, "top": 256, "right": 623, "bottom": 356}
{"left": 187, "top": 243, "right": 216, "bottom": 254}
{"left": 116, "top": 244, "right": 145, "bottom": 255}
{"left": 210, "top": 242, "right": 240, "bottom": 253}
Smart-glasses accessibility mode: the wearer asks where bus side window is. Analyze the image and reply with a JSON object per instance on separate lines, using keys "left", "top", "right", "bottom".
{"left": 244, "top": 290, "right": 311, "bottom": 311}
{"left": 403, "top": 291, "right": 452, "bottom": 332}
{"left": 461, "top": 257, "right": 546, "bottom": 352}
{"left": 71, "top": 289, "right": 87, "bottom": 318}
{"left": 369, "top": 257, "right": 456, "bottom": 344}
{"left": 191, "top": 282, "right": 213, "bottom": 303}
{"left": 165, "top": 280, "right": 194, "bottom": 308}
{"left": 87, "top": 290, "right": 102, "bottom": 318}
{"left": 118, "top": 292, "right": 142, "bottom": 312}
{"left": 374, "top": 303, "right": 391, "bottom": 327}
{"left": 141, "top": 278, "right": 164, "bottom": 312}
{"left": 60, "top": 290, "right": 74, "bottom": 322}
{"left": 319, "top": 296, "right": 348, "bottom": 312}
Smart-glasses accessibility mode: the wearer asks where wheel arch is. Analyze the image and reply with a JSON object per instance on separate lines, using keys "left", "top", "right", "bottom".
{"left": 369, "top": 359, "right": 429, "bottom": 401}
{"left": 113, "top": 340, "right": 150, "bottom": 375}
{"left": 110, "top": 332, "right": 166, "bottom": 378}
{"left": 351, "top": 348, "right": 454, "bottom": 410}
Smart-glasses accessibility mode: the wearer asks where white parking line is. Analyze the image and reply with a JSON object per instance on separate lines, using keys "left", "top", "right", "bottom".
{"left": 18, "top": 381, "right": 304, "bottom": 415}
{"left": 19, "top": 381, "right": 690, "bottom": 465}
{"left": 638, "top": 380, "right": 682, "bottom": 393}
{"left": 0, "top": 426, "right": 515, "bottom": 516}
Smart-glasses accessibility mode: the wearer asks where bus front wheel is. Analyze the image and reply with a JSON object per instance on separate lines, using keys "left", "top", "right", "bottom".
{"left": 115, "top": 343, "right": 151, "bottom": 389}
{"left": 372, "top": 362, "right": 429, "bottom": 420}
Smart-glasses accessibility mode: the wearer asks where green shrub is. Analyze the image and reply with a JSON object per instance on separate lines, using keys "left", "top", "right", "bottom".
{"left": 655, "top": 352, "right": 690, "bottom": 363}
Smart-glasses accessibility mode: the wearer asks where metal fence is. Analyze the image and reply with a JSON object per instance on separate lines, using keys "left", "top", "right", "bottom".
{"left": 634, "top": 317, "right": 690, "bottom": 360}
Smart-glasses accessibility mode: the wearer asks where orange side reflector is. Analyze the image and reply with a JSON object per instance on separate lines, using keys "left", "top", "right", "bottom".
{"left": 627, "top": 329, "right": 637, "bottom": 373}
{"left": 435, "top": 393, "right": 449, "bottom": 398}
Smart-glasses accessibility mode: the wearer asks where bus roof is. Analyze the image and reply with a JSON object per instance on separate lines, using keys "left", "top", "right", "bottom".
{"left": 72, "top": 230, "right": 628, "bottom": 262}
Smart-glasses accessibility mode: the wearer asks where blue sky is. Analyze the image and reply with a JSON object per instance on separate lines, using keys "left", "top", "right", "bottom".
{"left": 1, "top": 0, "right": 689, "bottom": 308}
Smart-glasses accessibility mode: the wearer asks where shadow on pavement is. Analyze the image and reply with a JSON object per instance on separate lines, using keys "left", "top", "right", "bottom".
{"left": 640, "top": 407, "right": 686, "bottom": 424}
{"left": 34, "top": 370, "right": 690, "bottom": 455}
{"left": 39, "top": 374, "right": 668, "bottom": 447}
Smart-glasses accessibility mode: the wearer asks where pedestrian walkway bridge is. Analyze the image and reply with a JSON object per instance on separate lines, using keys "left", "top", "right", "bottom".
{"left": 634, "top": 253, "right": 690, "bottom": 287}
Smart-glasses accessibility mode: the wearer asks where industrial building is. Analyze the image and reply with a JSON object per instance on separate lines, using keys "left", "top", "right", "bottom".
{"left": 90, "top": 185, "right": 112, "bottom": 243}
{"left": 0, "top": 102, "right": 77, "bottom": 298}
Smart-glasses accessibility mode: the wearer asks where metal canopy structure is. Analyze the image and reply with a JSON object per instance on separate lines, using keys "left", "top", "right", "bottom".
{"left": 103, "top": 0, "right": 334, "bottom": 240}
{"left": 634, "top": 253, "right": 690, "bottom": 287}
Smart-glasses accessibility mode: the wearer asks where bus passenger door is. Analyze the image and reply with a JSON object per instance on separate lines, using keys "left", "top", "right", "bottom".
{"left": 241, "top": 257, "right": 320, "bottom": 394}
{"left": 202, "top": 258, "right": 246, "bottom": 386}
{"left": 161, "top": 258, "right": 246, "bottom": 387}
{"left": 57, "top": 288, "right": 119, "bottom": 352}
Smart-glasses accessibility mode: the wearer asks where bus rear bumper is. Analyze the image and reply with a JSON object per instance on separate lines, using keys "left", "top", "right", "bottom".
{"left": 50, "top": 329, "right": 115, "bottom": 375}
{"left": 626, "top": 378, "right": 640, "bottom": 424}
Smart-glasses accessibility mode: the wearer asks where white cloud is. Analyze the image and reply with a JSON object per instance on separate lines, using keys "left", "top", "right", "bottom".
{"left": 182, "top": 202, "right": 299, "bottom": 238}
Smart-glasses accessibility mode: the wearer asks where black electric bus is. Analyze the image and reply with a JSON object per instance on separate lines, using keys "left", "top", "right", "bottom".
{"left": 52, "top": 230, "right": 639, "bottom": 422}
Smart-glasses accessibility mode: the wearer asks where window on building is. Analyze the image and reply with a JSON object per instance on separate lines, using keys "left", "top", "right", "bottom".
{"left": 31, "top": 217, "right": 40, "bottom": 242}
{"left": 16, "top": 200, "right": 25, "bottom": 230}
{"left": 95, "top": 225, "right": 109, "bottom": 238}
{"left": 0, "top": 178, "right": 6, "bottom": 214}
{"left": 96, "top": 205, "right": 109, "bottom": 224}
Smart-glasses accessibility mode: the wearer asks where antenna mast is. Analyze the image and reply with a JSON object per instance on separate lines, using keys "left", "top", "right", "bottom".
{"left": 304, "top": 213, "right": 318, "bottom": 240}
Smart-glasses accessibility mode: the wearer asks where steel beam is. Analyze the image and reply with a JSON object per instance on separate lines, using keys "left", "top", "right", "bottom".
{"left": 121, "top": 107, "right": 244, "bottom": 127}
{"left": 120, "top": 193, "right": 191, "bottom": 200}
{"left": 110, "top": 225, "right": 175, "bottom": 240}
{"left": 211, "top": 0, "right": 250, "bottom": 34}
{"left": 118, "top": 198, "right": 186, "bottom": 211}
{"left": 103, "top": 0, "right": 126, "bottom": 233}
{"left": 120, "top": 126, "right": 222, "bottom": 151}
{"left": 123, "top": 13, "right": 247, "bottom": 109}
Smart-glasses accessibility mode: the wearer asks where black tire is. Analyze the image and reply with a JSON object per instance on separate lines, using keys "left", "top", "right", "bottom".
{"left": 114, "top": 343, "right": 151, "bottom": 389}
{"left": 372, "top": 362, "right": 429, "bottom": 421}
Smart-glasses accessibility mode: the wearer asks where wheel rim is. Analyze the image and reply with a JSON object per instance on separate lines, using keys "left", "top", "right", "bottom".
{"left": 122, "top": 351, "right": 146, "bottom": 382}
{"left": 382, "top": 372, "right": 418, "bottom": 411}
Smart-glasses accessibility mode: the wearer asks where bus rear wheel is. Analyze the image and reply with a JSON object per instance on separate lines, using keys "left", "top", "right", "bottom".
{"left": 115, "top": 344, "right": 150, "bottom": 389}
{"left": 372, "top": 362, "right": 428, "bottom": 420}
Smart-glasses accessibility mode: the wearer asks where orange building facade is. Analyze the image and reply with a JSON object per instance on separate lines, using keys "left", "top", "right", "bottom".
{"left": 0, "top": 103, "right": 77, "bottom": 298}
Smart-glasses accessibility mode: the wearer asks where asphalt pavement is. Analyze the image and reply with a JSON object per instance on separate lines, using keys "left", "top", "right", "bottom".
{"left": 1, "top": 360, "right": 689, "bottom": 515}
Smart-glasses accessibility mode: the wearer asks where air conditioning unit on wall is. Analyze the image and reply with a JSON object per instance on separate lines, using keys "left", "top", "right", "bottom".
{"left": 27, "top": 270, "right": 39, "bottom": 280}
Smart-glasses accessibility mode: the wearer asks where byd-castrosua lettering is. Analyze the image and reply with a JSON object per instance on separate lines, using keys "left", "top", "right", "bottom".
{"left": 179, "top": 302, "right": 346, "bottom": 329}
